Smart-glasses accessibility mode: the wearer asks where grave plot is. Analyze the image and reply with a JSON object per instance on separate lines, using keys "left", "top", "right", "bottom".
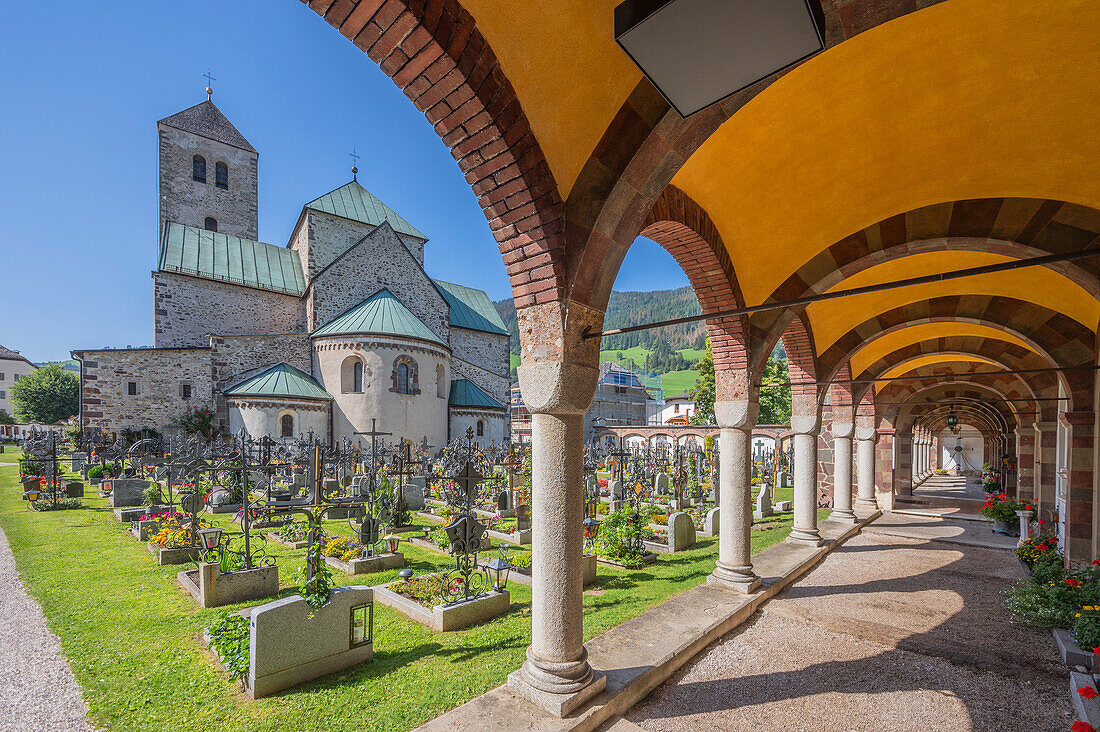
{"left": 19, "top": 430, "right": 86, "bottom": 512}
{"left": 376, "top": 429, "right": 510, "bottom": 631}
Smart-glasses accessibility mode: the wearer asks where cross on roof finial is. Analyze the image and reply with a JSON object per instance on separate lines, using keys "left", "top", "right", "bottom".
{"left": 349, "top": 147, "right": 361, "bottom": 181}
{"left": 203, "top": 70, "right": 216, "bottom": 100}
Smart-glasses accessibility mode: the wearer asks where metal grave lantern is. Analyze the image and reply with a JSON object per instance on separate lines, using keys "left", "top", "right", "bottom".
{"left": 485, "top": 543, "right": 512, "bottom": 592}
{"left": 583, "top": 517, "right": 601, "bottom": 554}
{"left": 198, "top": 526, "right": 223, "bottom": 551}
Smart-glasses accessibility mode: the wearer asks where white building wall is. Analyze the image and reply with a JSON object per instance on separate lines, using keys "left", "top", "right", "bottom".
{"left": 228, "top": 399, "right": 329, "bottom": 442}
{"left": 313, "top": 336, "right": 449, "bottom": 449}
{"left": 0, "top": 357, "right": 37, "bottom": 419}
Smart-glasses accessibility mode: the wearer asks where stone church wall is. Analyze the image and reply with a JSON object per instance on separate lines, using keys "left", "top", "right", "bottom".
{"left": 449, "top": 408, "right": 506, "bottom": 450}
{"left": 158, "top": 124, "right": 258, "bottom": 240}
{"left": 154, "top": 272, "right": 304, "bottom": 348}
{"left": 448, "top": 327, "right": 510, "bottom": 408}
{"left": 78, "top": 347, "right": 213, "bottom": 432}
{"left": 307, "top": 223, "right": 448, "bottom": 341}
{"left": 290, "top": 210, "right": 427, "bottom": 281}
{"left": 209, "top": 334, "right": 314, "bottom": 429}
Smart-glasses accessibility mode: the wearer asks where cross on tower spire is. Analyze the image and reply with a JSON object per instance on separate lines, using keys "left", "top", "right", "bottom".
{"left": 203, "top": 70, "right": 216, "bottom": 100}
{"left": 349, "top": 147, "right": 361, "bottom": 181}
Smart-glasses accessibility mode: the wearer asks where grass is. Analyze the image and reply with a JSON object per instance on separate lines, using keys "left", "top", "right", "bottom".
{"left": 509, "top": 347, "right": 702, "bottom": 398}
{"left": 660, "top": 369, "right": 700, "bottom": 396}
{"left": 0, "top": 453, "right": 803, "bottom": 732}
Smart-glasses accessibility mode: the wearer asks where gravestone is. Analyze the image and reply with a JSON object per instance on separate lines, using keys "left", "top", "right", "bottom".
{"left": 496, "top": 489, "right": 512, "bottom": 512}
{"left": 753, "top": 483, "right": 773, "bottom": 521}
{"left": 704, "top": 507, "right": 720, "bottom": 537}
{"left": 402, "top": 482, "right": 425, "bottom": 512}
{"left": 65, "top": 481, "right": 84, "bottom": 498}
{"left": 248, "top": 586, "right": 374, "bottom": 698}
{"left": 70, "top": 452, "right": 87, "bottom": 472}
{"left": 667, "top": 512, "right": 697, "bottom": 552}
{"left": 777, "top": 471, "right": 792, "bottom": 488}
{"left": 608, "top": 480, "right": 623, "bottom": 511}
{"left": 516, "top": 504, "right": 532, "bottom": 531}
{"left": 108, "top": 478, "right": 149, "bottom": 508}
{"left": 584, "top": 474, "right": 598, "bottom": 497}
{"left": 654, "top": 473, "right": 671, "bottom": 496}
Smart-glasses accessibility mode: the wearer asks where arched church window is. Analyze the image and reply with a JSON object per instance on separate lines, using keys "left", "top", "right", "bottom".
{"left": 397, "top": 364, "right": 409, "bottom": 394}
{"left": 391, "top": 356, "right": 419, "bottom": 395}
{"left": 204, "top": 217, "right": 218, "bottom": 232}
{"left": 280, "top": 413, "right": 294, "bottom": 438}
{"left": 353, "top": 362, "right": 363, "bottom": 392}
{"left": 193, "top": 155, "right": 206, "bottom": 183}
{"left": 215, "top": 162, "right": 228, "bottom": 190}
{"left": 477, "top": 420, "right": 484, "bottom": 437}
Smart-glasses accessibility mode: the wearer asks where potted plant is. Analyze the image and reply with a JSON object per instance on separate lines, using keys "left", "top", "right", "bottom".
{"left": 980, "top": 493, "right": 1034, "bottom": 535}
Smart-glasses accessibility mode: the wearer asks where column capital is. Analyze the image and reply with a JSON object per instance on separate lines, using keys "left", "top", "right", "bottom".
{"left": 831, "top": 421, "right": 855, "bottom": 439}
{"left": 714, "top": 399, "right": 758, "bottom": 430}
{"left": 855, "top": 426, "right": 879, "bottom": 441}
{"left": 517, "top": 362, "right": 598, "bottom": 415}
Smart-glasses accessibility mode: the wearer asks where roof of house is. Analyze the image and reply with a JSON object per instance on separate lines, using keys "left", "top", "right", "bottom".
{"left": 0, "top": 345, "right": 35, "bottom": 367}
{"left": 311, "top": 288, "right": 446, "bottom": 346}
{"left": 449, "top": 378, "right": 507, "bottom": 410}
{"left": 223, "top": 363, "right": 332, "bottom": 400}
{"left": 158, "top": 222, "right": 306, "bottom": 296}
{"left": 304, "top": 180, "right": 426, "bottom": 240}
{"left": 433, "top": 279, "right": 509, "bottom": 336}
{"left": 157, "top": 100, "right": 257, "bottom": 153}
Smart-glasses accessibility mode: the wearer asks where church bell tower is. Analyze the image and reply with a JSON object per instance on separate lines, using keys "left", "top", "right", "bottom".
{"left": 156, "top": 90, "right": 259, "bottom": 241}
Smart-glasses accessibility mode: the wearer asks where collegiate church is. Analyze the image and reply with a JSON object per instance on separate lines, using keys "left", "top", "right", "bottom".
{"left": 73, "top": 96, "right": 510, "bottom": 448}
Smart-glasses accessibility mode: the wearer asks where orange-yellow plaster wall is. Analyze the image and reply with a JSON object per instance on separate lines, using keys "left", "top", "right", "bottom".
{"left": 671, "top": 0, "right": 1100, "bottom": 306}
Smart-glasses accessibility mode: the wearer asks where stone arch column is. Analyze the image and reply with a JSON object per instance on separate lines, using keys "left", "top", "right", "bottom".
{"left": 783, "top": 317, "right": 824, "bottom": 546}
{"left": 708, "top": 369, "right": 761, "bottom": 593}
{"left": 829, "top": 379, "right": 856, "bottom": 523}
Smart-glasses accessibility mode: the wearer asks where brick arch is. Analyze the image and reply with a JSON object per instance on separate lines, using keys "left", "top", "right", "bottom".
{"left": 637, "top": 186, "right": 748, "bottom": 371}
{"left": 775, "top": 315, "right": 818, "bottom": 408}
{"left": 762, "top": 199, "right": 1100, "bottom": 306}
{"left": 563, "top": 1, "right": 930, "bottom": 310}
{"left": 815, "top": 296, "right": 1095, "bottom": 410}
{"left": 304, "top": 0, "right": 566, "bottom": 309}
{"left": 850, "top": 336, "right": 1052, "bottom": 390}
{"left": 875, "top": 367, "right": 1049, "bottom": 425}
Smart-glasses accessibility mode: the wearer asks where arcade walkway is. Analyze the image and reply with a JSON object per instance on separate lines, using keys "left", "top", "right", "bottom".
{"left": 624, "top": 518, "right": 1070, "bottom": 732}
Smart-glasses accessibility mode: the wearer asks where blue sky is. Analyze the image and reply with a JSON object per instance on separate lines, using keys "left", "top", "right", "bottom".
{"left": 0, "top": 1, "right": 689, "bottom": 363}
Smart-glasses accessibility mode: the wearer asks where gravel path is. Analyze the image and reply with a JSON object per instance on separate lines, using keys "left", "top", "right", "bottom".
{"left": 0, "top": 526, "right": 90, "bottom": 732}
{"left": 627, "top": 526, "right": 1071, "bottom": 731}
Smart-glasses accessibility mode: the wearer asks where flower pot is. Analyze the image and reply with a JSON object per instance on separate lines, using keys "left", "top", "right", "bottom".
{"left": 993, "top": 519, "right": 1019, "bottom": 536}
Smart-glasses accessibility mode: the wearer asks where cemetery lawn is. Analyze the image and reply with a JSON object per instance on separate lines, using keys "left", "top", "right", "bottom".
{"left": 0, "top": 459, "right": 806, "bottom": 732}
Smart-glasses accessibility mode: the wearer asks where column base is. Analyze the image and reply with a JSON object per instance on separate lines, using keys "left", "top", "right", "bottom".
{"left": 854, "top": 499, "right": 878, "bottom": 511}
{"left": 708, "top": 562, "right": 761, "bottom": 594}
{"left": 507, "top": 668, "right": 606, "bottom": 718}
{"left": 829, "top": 509, "right": 858, "bottom": 524}
{"left": 786, "top": 528, "right": 824, "bottom": 547}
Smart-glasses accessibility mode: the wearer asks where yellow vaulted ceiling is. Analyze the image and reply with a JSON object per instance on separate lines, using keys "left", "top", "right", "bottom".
{"left": 670, "top": 0, "right": 1100, "bottom": 307}
{"left": 807, "top": 252, "right": 1100, "bottom": 354}
{"left": 459, "top": 0, "right": 640, "bottom": 197}
{"left": 848, "top": 323, "right": 1040, "bottom": 378}
{"left": 874, "top": 356, "right": 1001, "bottom": 393}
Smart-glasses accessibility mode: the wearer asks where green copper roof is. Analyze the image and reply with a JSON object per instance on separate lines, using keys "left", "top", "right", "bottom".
{"left": 312, "top": 289, "right": 446, "bottom": 346}
{"left": 158, "top": 222, "right": 306, "bottom": 296}
{"left": 449, "top": 379, "right": 506, "bottom": 410}
{"left": 305, "top": 180, "right": 427, "bottom": 240}
{"left": 224, "top": 363, "right": 332, "bottom": 400}
{"left": 433, "top": 279, "right": 509, "bottom": 335}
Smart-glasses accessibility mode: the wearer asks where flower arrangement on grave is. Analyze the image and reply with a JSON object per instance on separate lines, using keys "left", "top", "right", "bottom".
{"left": 651, "top": 512, "right": 668, "bottom": 526}
{"left": 593, "top": 506, "right": 653, "bottom": 568}
{"left": 322, "top": 536, "right": 367, "bottom": 563}
{"left": 1074, "top": 605, "right": 1100, "bottom": 653}
{"left": 30, "top": 498, "right": 82, "bottom": 512}
{"left": 142, "top": 484, "right": 165, "bottom": 507}
{"left": 278, "top": 520, "right": 320, "bottom": 544}
{"left": 389, "top": 573, "right": 444, "bottom": 608}
{"left": 429, "top": 527, "right": 450, "bottom": 550}
{"left": 979, "top": 493, "right": 1034, "bottom": 523}
{"left": 148, "top": 514, "right": 209, "bottom": 549}
{"left": 206, "top": 610, "right": 250, "bottom": 686}
{"left": 507, "top": 551, "right": 532, "bottom": 571}
{"left": 139, "top": 509, "right": 183, "bottom": 523}
{"left": 1006, "top": 551, "right": 1100, "bottom": 629}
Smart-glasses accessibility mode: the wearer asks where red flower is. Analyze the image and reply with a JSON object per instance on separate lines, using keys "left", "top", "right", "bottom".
{"left": 1072, "top": 721, "right": 1095, "bottom": 732}
{"left": 1078, "top": 687, "right": 1099, "bottom": 700}
{"left": 1038, "top": 520, "right": 1046, "bottom": 525}
{"left": 1093, "top": 646, "right": 1100, "bottom": 655}
{"left": 1025, "top": 505, "right": 1033, "bottom": 510}
{"left": 1036, "top": 544, "right": 1049, "bottom": 551}
{"left": 1067, "top": 578, "right": 1081, "bottom": 587}
{"left": 1051, "top": 537, "right": 1059, "bottom": 543}
{"left": 1092, "top": 560, "right": 1100, "bottom": 566}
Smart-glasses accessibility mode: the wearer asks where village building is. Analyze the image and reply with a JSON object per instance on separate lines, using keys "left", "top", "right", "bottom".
{"left": 72, "top": 98, "right": 510, "bottom": 448}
